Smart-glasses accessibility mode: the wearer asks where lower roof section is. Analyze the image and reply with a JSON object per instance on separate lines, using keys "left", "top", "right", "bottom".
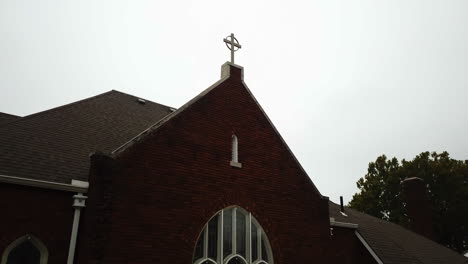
{"left": 0, "top": 90, "right": 174, "bottom": 184}
{"left": 329, "top": 201, "right": 468, "bottom": 264}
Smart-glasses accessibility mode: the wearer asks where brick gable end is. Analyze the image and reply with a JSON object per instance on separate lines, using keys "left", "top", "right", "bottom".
{"left": 78, "top": 64, "right": 331, "bottom": 264}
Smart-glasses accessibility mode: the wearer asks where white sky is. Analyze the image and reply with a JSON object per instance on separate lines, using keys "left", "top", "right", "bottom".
{"left": 1, "top": 0, "right": 468, "bottom": 204}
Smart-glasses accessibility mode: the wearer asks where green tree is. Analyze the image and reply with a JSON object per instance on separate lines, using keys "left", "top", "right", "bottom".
{"left": 349, "top": 151, "right": 468, "bottom": 253}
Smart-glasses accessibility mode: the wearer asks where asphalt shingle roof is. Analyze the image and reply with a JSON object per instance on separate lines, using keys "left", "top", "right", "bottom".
{"left": 1, "top": 89, "right": 466, "bottom": 264}
{"left": 329, "top": 202, "right": 468, "bottom": 264}
{"left": 0, "top": 90, "right": 173, "bottom": 183}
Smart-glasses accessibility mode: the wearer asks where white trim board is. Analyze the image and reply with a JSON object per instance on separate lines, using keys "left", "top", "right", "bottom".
{"left": 355, "top": 231, "right": 384, "bottom": 264}
{"left": 0, "top": 174, "right": 88, "bottom": 193}
{"left": 330, "top": 221, "right": 359, "bottom": 229}
{"left": 329, "top": 217, "right": 359, "bottom": 229}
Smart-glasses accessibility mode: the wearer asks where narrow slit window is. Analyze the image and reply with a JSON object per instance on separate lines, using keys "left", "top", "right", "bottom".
{"left": 232, "top": 135, "right": 238, "bottom": 163}
{"left": 230, "top": 135, "right": 242, "bottom": 168}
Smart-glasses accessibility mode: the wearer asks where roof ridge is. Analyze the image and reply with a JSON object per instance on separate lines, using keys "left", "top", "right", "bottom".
{"left": 0, "top": 90, "right": 176, "bottom": 131}
{"left": 345, "top": 206, "right": 425, "bottom": 238}
{"left": 333, "top": 202, "right": 403, "bottom": 226}
{"left": 110, "top": 90, "right": 175, "bottom": 110}
{"left": 0, "top": 90, "right": 116, "bottom": 128}
{"left": 332, "top": 202, "right": 428, "bottom": 239}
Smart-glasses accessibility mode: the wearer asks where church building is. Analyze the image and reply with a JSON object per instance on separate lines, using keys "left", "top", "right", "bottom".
{"left": 0, "top": 36, "right": 466, "bottom": 264}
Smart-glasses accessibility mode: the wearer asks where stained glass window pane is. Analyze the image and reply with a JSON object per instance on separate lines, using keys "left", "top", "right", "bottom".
{"left": 207, "top": 214, "right": 218, "bottom": 259}
{"left": 261, "top": 238, "right": 268, "bottom": 262}
{"left": 251, "top": 222, "right": 258, "bottom": 261}
{"left": 236, "top": 211, "right": 246, "bottom": 258}
{"left": 7, "top": 240, "right": 40, "bottom": 264}
{"left": 227, "top": 255, "right": 247, "bottom": 264}
{"left": 193, "top": 207, "right": 273, "bottom": 264}
{"left": 223, "top": 209, "right": 233, "bottom": 257}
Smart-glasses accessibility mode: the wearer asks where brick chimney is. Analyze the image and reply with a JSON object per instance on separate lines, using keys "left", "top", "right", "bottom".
{"left": 401, "top": 177, "right": 435, "bottom": 240}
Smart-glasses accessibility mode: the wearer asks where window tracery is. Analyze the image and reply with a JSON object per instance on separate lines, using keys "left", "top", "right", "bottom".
{"left": 193, "top": 207, "right": 273, "bottom": 264}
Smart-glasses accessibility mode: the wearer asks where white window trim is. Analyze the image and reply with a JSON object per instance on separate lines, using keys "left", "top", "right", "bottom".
{"left": 0, "top": 174, "right": 88, "bottom": 193}
{"left": 1, "top": 234, "right": 48, "bottom": 264}
{"left": 194, "top": 206, "right": 273, "bottom": 264}
{"left": 224, "top": 254, "right": 248, "bottom": 264}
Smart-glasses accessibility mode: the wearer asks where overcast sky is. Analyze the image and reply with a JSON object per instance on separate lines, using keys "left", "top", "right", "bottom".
{"left": 1, "top": 0, "right": 467, "bottom": 204}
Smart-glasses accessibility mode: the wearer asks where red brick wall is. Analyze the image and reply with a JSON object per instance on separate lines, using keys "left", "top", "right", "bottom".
{"left": 328, "top": 227, "right": 377, "bottom": 264}
{"left": 77, "top": 65, "right": 333, "bottom": 263}
{"left": 75, "top": 153, "right": 118, "bottom": 264}
{"left": 0, "top": 184, "right": 73, "bottom": 263}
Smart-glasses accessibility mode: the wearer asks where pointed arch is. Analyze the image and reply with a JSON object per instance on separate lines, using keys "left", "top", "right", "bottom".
{"left": 193, "top": 206, "right": 273, "bottom": 264}
{"left": 1, "top": 234, "right": 48, "bottom": 264}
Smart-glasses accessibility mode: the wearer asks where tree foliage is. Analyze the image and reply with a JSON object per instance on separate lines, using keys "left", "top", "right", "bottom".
{"left": 349, "top": 151, "right": 468, "bottom": 253}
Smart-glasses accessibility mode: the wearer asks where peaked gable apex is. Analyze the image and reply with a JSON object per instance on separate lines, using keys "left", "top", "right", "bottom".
{"left": 110, "top": 62, "right": 236, "bottom": 156}
{"left": 111, "top": 62, "right": 324, "bottom": 198}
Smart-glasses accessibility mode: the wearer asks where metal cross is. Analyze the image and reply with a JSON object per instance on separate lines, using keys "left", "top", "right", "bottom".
{"left": 223, "top": 33, "right": 242, "bottom": 64}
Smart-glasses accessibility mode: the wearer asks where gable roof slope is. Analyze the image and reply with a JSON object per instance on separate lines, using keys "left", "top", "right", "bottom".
{"left": 0, "top": 90, "right": 174, "bottom": 184}
{"left": 110, "top": 63, "right": 324, "bottom": 197}
{"left": 329, "top": 202, "right": 468, "bottom": 264}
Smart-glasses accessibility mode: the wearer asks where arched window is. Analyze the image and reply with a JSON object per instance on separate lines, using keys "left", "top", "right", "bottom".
{"left": 193, "top": 207, "right": 273, "bottom": 264}
{"left": 1, "top": 235, "right": 48, "bottom": 264}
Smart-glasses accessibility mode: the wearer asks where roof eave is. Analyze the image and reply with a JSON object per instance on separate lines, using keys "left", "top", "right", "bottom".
{"left": 0, "top": 174, "right": 88, "bottom": 193}
{"left": 329, "top": 217, "right": 359, "bottom": 229}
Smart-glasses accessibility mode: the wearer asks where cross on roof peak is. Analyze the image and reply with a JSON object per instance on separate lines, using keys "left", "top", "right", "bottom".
{"left": 223, "top": 33, "right": 241, "bottom": 64}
